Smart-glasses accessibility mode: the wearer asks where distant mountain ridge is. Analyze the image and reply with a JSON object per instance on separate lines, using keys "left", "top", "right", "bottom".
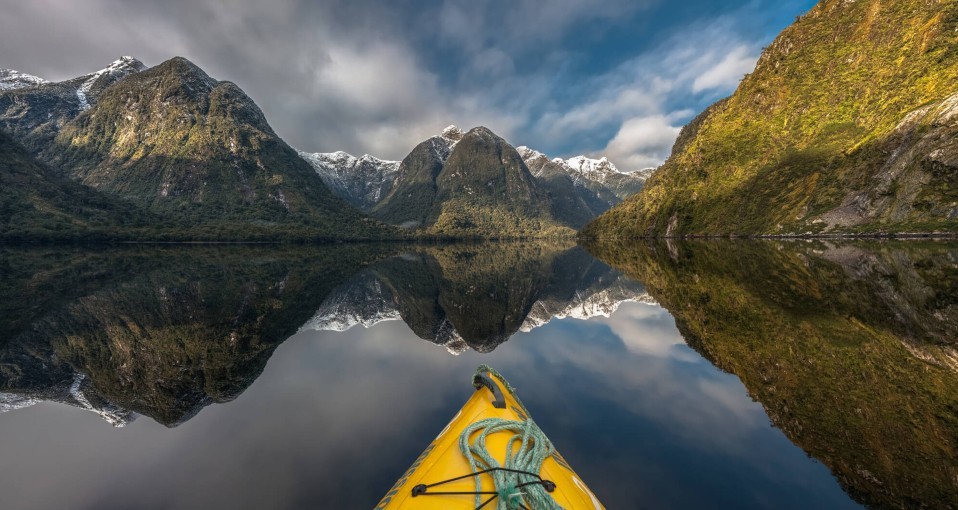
{"left": 299, "top": 125, "right": 648, "bottom": 234}
{"left": 519, "top": 147, "right": 651, "bottom": 196}
{"left": 1, "top": 54, "right": 650, "bottom": 241}
{"left": 0, "top": 56, "right": 395, "bottom": 240}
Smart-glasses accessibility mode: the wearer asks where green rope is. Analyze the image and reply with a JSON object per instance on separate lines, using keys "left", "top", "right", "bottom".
{"left": 460, "top": 366, "right": 564, "bottom": 510}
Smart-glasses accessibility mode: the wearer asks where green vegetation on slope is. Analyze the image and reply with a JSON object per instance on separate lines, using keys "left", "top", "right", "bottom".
{"left": 584, "top": 0, "right": 958, "bottom": 239}
{"left": 39, "top": 57, "right": 396, "bottom": 241}
{"left": 585, "top": 238, "right": 958, "bottom": 508}
{"left": 373, "top": 127, "right": 575, "bottom": 239}
{"left": 0, "top": 131, "right": 153, "bottom": 241}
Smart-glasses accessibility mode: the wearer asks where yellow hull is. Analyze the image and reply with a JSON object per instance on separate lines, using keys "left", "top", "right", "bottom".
{"left": 376, "top": 367, "right": 604, "bottom": 509}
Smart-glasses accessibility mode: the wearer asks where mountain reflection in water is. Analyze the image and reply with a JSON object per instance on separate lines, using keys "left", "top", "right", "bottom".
{"left": 0, "top": 242, "right": 649, "bottom": 426}
{"left": 0, "top": 240, "right": 953, "bottom": 508}
{"left": 585, "top": 239, "right": 958, "bottom": 509}
{"left": 301, "top": 243, "right": 652, "bottom": 353}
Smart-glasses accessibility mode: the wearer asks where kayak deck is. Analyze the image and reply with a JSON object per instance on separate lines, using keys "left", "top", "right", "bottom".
{"left": 376, "top": 366, "right": 604, "bottom": 509}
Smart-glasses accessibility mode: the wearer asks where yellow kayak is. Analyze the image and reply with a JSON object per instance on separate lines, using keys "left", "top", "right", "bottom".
{"left": 375, "top": 365, "right": 605, "bottom": 509}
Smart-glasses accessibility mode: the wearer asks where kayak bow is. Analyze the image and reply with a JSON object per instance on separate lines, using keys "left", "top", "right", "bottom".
{"left": 376, "top": 365, "right": 604, "bottom": 509}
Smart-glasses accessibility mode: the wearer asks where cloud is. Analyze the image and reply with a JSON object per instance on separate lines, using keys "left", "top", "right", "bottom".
{"left": 602, "top": 115, "right": 684, "bottom": 169}
{"left": 692, "top": 45, "right": 757, "bottom": 93}
{"left": 0, "top": 0, "right": 788, "bottom": 168}
{"left": 527, "top": 17, "right": 761, "bottom": 170}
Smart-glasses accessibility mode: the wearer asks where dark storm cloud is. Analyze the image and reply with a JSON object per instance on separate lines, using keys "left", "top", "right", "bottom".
{"left": 0, "top": 0, "right": 817, "bottom": 167}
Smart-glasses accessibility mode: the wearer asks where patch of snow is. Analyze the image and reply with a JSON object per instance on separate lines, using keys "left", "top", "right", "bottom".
{"left": 515, "top": 144, "right": 647, "bottom": 184}
{"left": 562, "top": 155, "right": 623, "bottom": 183}
{"left": 74, "top": 56, "right": 145, "bottom": 112}
{"left": 299, "top": 149, "right": 400, "bottom": 207}
{"left": 438, "top": 125, "right": 464, "bottom": 152}
{"left": 516, "top": 146, "right": 546, "bottom": 161}
{"left": 434, "top": 319, "right": 469, "bottom": 355}
{"left": 0, "top": 68, "right": 48, "bottom": 91}
{"left": 0, "top": 392, "right": 39, "bottom": 413}
{"left": 69, "top": 373, "right": 137, "bottom": 427}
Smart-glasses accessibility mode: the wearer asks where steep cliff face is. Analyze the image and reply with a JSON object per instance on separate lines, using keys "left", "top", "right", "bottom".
{"left": 371, "top": 127, "right": 460, "bottom": 229}
{"left": 584, "top": 0, "right": 958, "bottom": 238}
{"left": 431, "top": 127, "right": 552, "bottom": 234}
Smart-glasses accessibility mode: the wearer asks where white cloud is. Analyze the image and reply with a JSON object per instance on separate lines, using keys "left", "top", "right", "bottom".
{"left": 0, "top": 0, "right": 769, "bottom": 169}
{"left": 602, "top": 115, "right": 683, "bottom": 169}
{"left": 692, "top": 45, "right": 757, "bottom": 93}
{"left": 532, "top": 18, "right": 761, "bottom": 170}
{"left": 591, "top": 301, "right": 698, "bottom": 360}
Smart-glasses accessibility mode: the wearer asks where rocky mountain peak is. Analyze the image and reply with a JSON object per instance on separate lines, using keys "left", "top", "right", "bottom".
{"left": 99, "top": 56, "right": 146, "bottom": 76}
{"left": 0, "top": 56, "right": 147, "bottom": 148}
{"left": 143, "top": 56, "right": 218, "bottom": 96}
{"left": 515, "top": 145, "right": 547, "bottom": 162}
{"left": 562, "top": 155, "right": 621, "bottom": 180}
{"left": 464, "top": 125, "right": 497, "bottom": 139}
{"left": 441, "top": 124, "right": 464, "bottom": 142}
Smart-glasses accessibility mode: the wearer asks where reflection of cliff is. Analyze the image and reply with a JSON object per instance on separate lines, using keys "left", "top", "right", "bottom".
{"left": 304, "top": 243, "right": 651, "bottom": 353}
{"left": 0, "top": 246, "right": 393, "bottom": 426}
{"left": 585, "top": 239, "right": 958, "bottom": 509}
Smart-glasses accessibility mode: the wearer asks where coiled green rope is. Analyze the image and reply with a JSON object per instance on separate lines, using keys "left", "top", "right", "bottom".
{"left": 460, "top": 366, "right": 564, "bottom": 510}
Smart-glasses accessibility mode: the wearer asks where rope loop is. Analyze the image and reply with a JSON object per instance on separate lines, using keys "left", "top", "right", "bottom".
{"left": 461, "top": 366, "right": 564, "bottom": 510}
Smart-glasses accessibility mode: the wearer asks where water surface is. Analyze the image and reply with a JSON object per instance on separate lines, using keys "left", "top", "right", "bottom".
{"left": 1, "top": 241, "right": 955, "bottom": 509}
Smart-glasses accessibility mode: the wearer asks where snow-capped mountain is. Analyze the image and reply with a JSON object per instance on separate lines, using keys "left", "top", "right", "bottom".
{"left": 563, "top": 155, "right": 627, "bottom": 183}
{"left": 298, "top": 125, "right": 464, "bottom": 212}
{"left": 0, "top": 68, "right": 48, "bottom": 91}
{"left": 71, "top": 56, "right": 146, "bottom": 111}
{"left": 299, "top": 150, "right": 400, "bottom": 211}
{"left": 0, "top": 56, "right": 146, "bottom": 156}
{"left": 517, "top": 146, "right": 650, "bottom": 199}
{"left": 297, "top": 124, "right": 642, "bottom": 230}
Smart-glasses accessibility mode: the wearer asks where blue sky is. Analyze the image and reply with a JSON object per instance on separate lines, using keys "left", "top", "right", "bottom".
{"left": 1, "top": 0, "right": 817, "bottom": 169}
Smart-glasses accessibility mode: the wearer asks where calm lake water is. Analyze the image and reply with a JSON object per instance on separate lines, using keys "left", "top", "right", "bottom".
{"left": 0, "top": 241, "right": 955, "bottom": 509}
